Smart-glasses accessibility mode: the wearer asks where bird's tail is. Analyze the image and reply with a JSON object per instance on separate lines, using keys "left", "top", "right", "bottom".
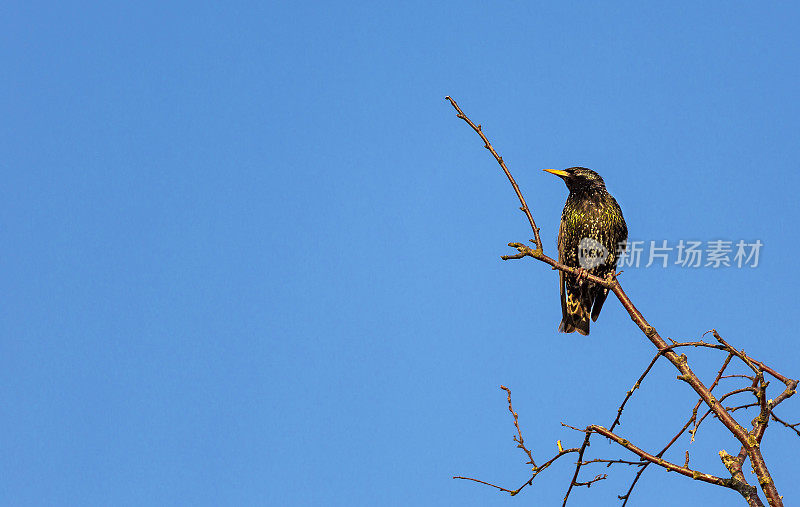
{"left": 559, "top": 284, "right": 592, "bottom": 336}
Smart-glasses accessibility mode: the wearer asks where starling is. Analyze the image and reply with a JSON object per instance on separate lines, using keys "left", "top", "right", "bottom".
{"left": 543, "top": 167, "right": 628, "bottom": 335}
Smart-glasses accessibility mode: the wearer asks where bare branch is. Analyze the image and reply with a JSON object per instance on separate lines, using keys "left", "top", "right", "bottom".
{"left": 573, "top": 473, "right": 607, "bottom": 487}
{"left": 451, "top": 475, "right": 518, "bottom": 495}
{"left": 444, "top": 96, "right": 543, "bottom": 251}
{"left": 454, "top": 386, "right": 581, "bottom": 496}
{"left": 579, "top": 458, "right": 646, "bottom": 467}
{"left": 728, "top": 403, "right": 760, "bottom": 413}
{"left": 500, "top": 385, "right": 536, "bottom": 467}
{"left": 720, "top": 449, "right": 765, "bottom": 507}
{"left": 722, "top": 374, "right": 757, "bottom": 381}
{"left": 769, "top": 412, "right": 800, "bottom": 438}
{"left": 610, "top": 352, "right": 661, "bottom": 432}
{"left": 562, "top": 431, "right": 593, "bottom": 506}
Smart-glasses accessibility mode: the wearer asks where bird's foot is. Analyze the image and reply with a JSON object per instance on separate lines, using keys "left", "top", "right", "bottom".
{"left": 574, "top": 268, "right": 588, "bottom": 282}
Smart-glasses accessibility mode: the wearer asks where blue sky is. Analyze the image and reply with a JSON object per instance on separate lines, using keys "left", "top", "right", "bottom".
{"left": 3, "top": 2, "right": 800, "bottom": 505}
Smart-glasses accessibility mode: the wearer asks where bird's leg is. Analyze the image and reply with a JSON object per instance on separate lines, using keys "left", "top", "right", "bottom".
{"left": 574, "top": 267, "right": 588, "bottom": 282}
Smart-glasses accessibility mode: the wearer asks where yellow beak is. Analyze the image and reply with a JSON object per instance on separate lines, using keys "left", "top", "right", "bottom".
{"left": 543, "top": 168, "right": 570, "bottom": 178}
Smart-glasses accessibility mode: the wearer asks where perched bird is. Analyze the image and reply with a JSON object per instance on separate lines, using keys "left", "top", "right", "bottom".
{"left": 543, "top": 167, "right": 628, "bottom": 335}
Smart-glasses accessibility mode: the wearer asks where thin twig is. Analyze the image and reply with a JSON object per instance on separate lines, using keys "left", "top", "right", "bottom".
{"left": 454, "top": 386, "right": 580, "bottom": 496}
{"left": 444, "top": 96, "right": 543, "bottom": 250}
{"left": 721, "top": 375, "right": 757, "bottom": 381}
{"left": 573, "top": 474, "right": 607, "bottom": 487}
{"left": 500, "top": 385, "right": 536, "bottom": 467}
{"left": 728, "top": 403, "right": 760, "bottom": 413}
{"left": 579, "top": 458, "right": 646, "bottom": 467}
{"left": 769, "top": 412, "right": 800, "bottom": 438}
{"left": 610, "top": 352, "right": 661, "bottom": 432}
{"left": 562, "top": 431, "right": 593, "bottom": 506}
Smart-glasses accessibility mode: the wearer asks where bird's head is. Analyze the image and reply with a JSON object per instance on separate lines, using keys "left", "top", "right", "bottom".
{"left": 543, "top": 167, "right": 606, "bottom": 193}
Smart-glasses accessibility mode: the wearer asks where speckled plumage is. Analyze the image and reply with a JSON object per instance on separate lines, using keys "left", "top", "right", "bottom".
{"left": 547, "top": 167, "right": 627, "bottom": 335}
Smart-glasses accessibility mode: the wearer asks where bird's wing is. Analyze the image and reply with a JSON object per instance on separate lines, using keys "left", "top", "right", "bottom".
{"left": 557, "top": 220, "right": 568, "bottom": 322}
{"left": 592, "top": 197, "right": 627, "bottom": 322}
{"left": 614, "top": 197, "right": 628, "bottom": 253}
{"left": 590, "top": 288, "right": 608, "bottom": 322}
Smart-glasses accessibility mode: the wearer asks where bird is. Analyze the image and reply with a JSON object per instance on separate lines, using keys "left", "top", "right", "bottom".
{"left": 543, "top": 167, "right": 628, "bottom": 335}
